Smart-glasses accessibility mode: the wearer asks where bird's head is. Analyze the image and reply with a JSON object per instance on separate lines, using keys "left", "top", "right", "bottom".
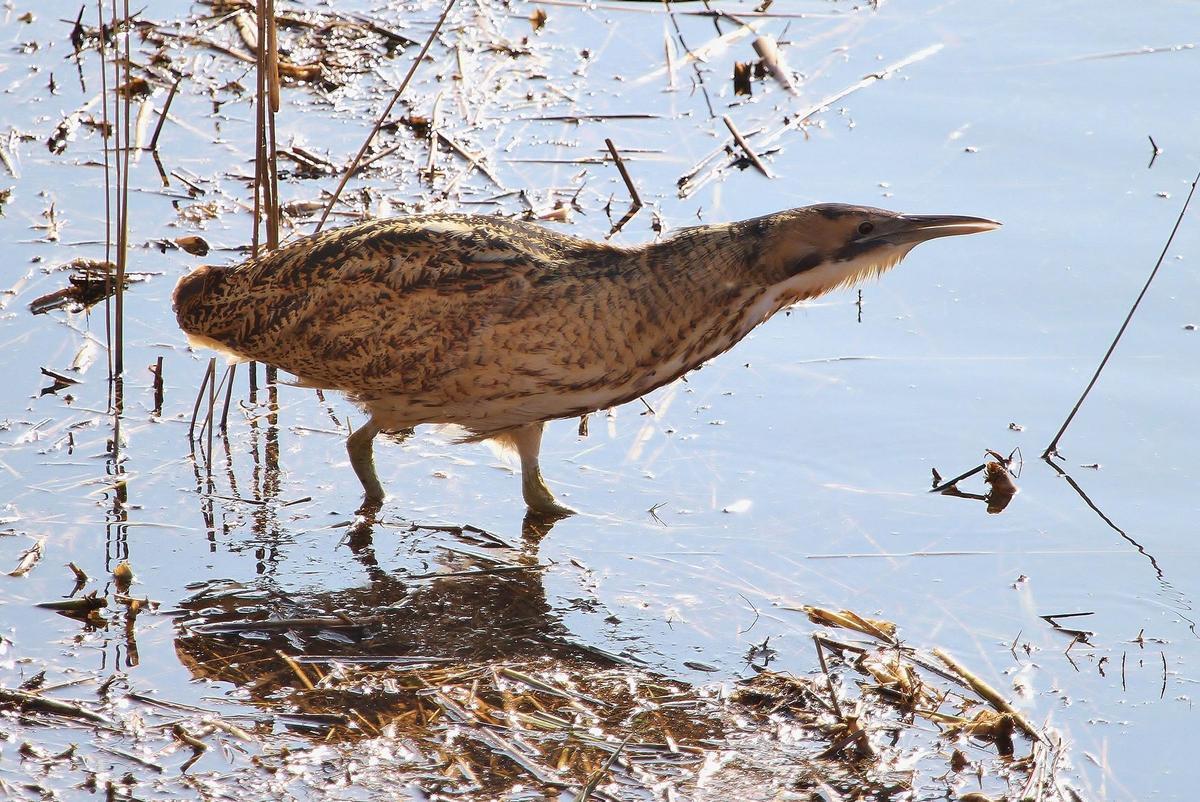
{"left": 745, "top": 203, "right": 1001, "bottom": 299}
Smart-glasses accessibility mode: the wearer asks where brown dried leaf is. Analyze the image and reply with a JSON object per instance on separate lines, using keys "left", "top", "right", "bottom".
{"left": 947, "top": 710, "right": 1016, "bottom": 756}
{"left": 803, "top": 606, "right": 897, "bottom": 643}
{"left": 984, "top": 461, "right": 1018, "bottom": 514}
{"left": 117, "top": 77, "right": 151, "bottom": 99}
{"left": 9, "top": 538, "right": 45, "bottom": 577}
{"left": 174, "top": 235, "right": 210, "bottom": 256}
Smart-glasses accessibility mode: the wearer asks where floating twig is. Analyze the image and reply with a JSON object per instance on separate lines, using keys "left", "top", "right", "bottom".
{"left": 933, "top": 647, "right": 1045, "bottom": 743}
{"left": 172, "top": 723, "right": 209, "bottom": 772}
{"left": 147, "top": 76, "right": 179, "bottom": 151}
{"left": 0, "top": 687, "right": 110, "bottom": 724}
{"left": 721, "top": 115, "right": 772, "bottom": 178}
{"left": 751, "top": 34, "right": 798, "bottom": 95}
{"left": 604, "top": 137, "right": 643, "bottom": 209}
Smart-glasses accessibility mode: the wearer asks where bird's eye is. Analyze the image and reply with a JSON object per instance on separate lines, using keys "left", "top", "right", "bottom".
{"left": 857, "top": 221, "right": 875, "bottom": 236}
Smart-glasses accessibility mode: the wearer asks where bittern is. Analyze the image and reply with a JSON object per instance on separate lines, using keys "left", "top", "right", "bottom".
{"left": 173, "top": 204, "right": 998, "bottom": 515}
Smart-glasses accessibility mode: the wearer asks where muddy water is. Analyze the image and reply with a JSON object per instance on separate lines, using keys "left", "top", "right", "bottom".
{"left": 1, "top": 0, "right": 1198, "bottom": 798}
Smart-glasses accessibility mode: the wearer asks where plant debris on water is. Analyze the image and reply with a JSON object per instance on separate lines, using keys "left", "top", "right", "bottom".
{"left": 1, "top": 0, "right": 1193, "bottom": 799}
{"left": 4, "top": 555, "right": 1073, "bottom": 800}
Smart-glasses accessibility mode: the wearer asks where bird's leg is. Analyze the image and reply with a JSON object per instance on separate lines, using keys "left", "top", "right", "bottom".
{"left": 347, "top": 420, "right": 385, "bottom": 507}
{"left": 511, "top": 422, "right": 574, "bottom": 517}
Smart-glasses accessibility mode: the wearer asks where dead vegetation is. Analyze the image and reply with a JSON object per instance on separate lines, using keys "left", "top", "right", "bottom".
{"left": 3, "top": 577, "right": 1075, "bottom": 800}
{"left": 0, "top": 0, "right": 1128, "bottom": 798}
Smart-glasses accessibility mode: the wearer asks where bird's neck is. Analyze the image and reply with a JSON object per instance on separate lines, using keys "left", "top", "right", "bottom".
{"left": 587, "top": 223, "right": 783, "bottom": 397}
{"left": 642, "top": 221, "right": 762, "bottom": 288}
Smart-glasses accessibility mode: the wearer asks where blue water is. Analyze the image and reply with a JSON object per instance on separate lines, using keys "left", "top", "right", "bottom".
{"left": 1, "top": 1, "right": 1197, "bottom": 797}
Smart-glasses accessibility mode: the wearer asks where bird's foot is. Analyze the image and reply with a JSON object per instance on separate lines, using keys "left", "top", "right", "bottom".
{"left": 522, "top": 474, "right": 575, "bottom": 518}
{"left": 527, "top": 498, "right": 576, "bottom": 519}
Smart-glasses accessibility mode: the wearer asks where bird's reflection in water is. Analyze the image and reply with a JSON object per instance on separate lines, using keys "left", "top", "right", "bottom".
{"left": 177, "top": 510, "right": 586, "bottom": 673}
{"left": 172, "top": 509, "right": 732, "bottom": 798}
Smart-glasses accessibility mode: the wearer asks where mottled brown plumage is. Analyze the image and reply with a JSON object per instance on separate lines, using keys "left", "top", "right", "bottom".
{"left": 173, "top": 204, "right": 998, "bottom": 514}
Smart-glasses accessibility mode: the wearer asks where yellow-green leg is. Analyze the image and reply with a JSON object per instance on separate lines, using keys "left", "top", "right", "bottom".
{"left": 347, "top": 420, "right": 384, "bottom": 505}
{"left": 512, "top": 422, "right": 574, "bottom": 517}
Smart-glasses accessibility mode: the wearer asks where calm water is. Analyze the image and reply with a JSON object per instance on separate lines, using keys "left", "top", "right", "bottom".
{"left": 1, "top": 0, "right": 1197, "bottom": 798}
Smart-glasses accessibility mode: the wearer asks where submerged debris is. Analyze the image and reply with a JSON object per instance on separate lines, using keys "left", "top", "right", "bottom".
{"left": 27, "top": 258, "right": 130, "bottom": 315}
{"left": 0, "top": 589, "right": 1075, "bottom": 800}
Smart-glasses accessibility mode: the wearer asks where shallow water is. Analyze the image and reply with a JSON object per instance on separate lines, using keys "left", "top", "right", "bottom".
{"left": 1, "top": 0, "right": 1198, "bottom": 798}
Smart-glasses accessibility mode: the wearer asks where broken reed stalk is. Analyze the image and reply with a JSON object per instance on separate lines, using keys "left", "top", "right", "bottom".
{"left": 220, "top": 362, "right": 237, "bottom": 431}
{"left": 604, "top": 137, "right": 643, "bottom": 208}
{"left": 314, "top": 0, "right": 459, "bottom": 233}
{"left": 147, "top": 76, "right": 180, "bottom": 151}
{"left": 932, "top": 647, "right": 1044, "bottom": 743}
{"left": 207, "top": 357, "right": 217, "bottom": 470}
{"left": 1042, "top": 170, "right": 1200, "bottom": 459}
{"left": 152, "top": 355, "right": 164, "bottom": 415}
{"left": 721, "top": 114, "right": 772, "bottom": 178}
{"left": 98, "top": 0, "right": 133, "bottom": 468}
{"left": 574, "top": 734, "right": 633, "bottom": 802}
{"left": 252, "top": 0, "right": 280, "bottom": 254}
{"left": 929, "top": 462, "right": 986, "bottom": 493}
{"left": 813, "top": 635, "right": 843, "bottom": 719}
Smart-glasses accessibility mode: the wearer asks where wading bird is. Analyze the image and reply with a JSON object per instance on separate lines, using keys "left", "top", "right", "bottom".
{"left": 174, "top": 204, "right": 998, "bottom": 516}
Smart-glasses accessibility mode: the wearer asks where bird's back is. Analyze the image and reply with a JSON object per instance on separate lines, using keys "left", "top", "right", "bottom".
{"left": 173, "top": 214, "right": 664, "bottom": 430}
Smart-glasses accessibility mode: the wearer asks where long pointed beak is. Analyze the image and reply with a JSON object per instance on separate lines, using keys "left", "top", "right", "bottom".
{"left": 883, "top": 214, "right": 1002, "bottom": 245}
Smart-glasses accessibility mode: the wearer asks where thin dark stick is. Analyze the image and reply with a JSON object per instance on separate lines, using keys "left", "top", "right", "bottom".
{"left": 1042, "top": 171, "right": 1200, "bottom": 459}
{"left": 721, "top": 115, "right": 772, "bottom": 178}
{"left": 265, "top": 0, "right": 280, "bottom": 249}
{"left": 604, "top": 138, "right": 643, "bottom": 209}
{"left": 661, "top": 0, "right": 714, "bottom": 118}
{"left": 220, "top": 362, "right": 236, "bottom": 432}
{"left": 813, "top": 635, "right": 843, "bottom": 719}
{"left": 147, "top": 76, "right": 181, "bottom": 151}
{"left": 929, "top": 462, "right": 986, "bottom": 493}
{"left": 114, "top": 0, "right": 132, "bottom": 391}
{"left": 96, "top": 0, "right": 113, "bottom": 387}
{"left": 315, "top": 0, "right": 458, "bottom": 233}
{"left": 206, "top": 358, "right": 217, "bottom": 471}
{"left": 152, "top": 355, "right": 163, "bottom": 416}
